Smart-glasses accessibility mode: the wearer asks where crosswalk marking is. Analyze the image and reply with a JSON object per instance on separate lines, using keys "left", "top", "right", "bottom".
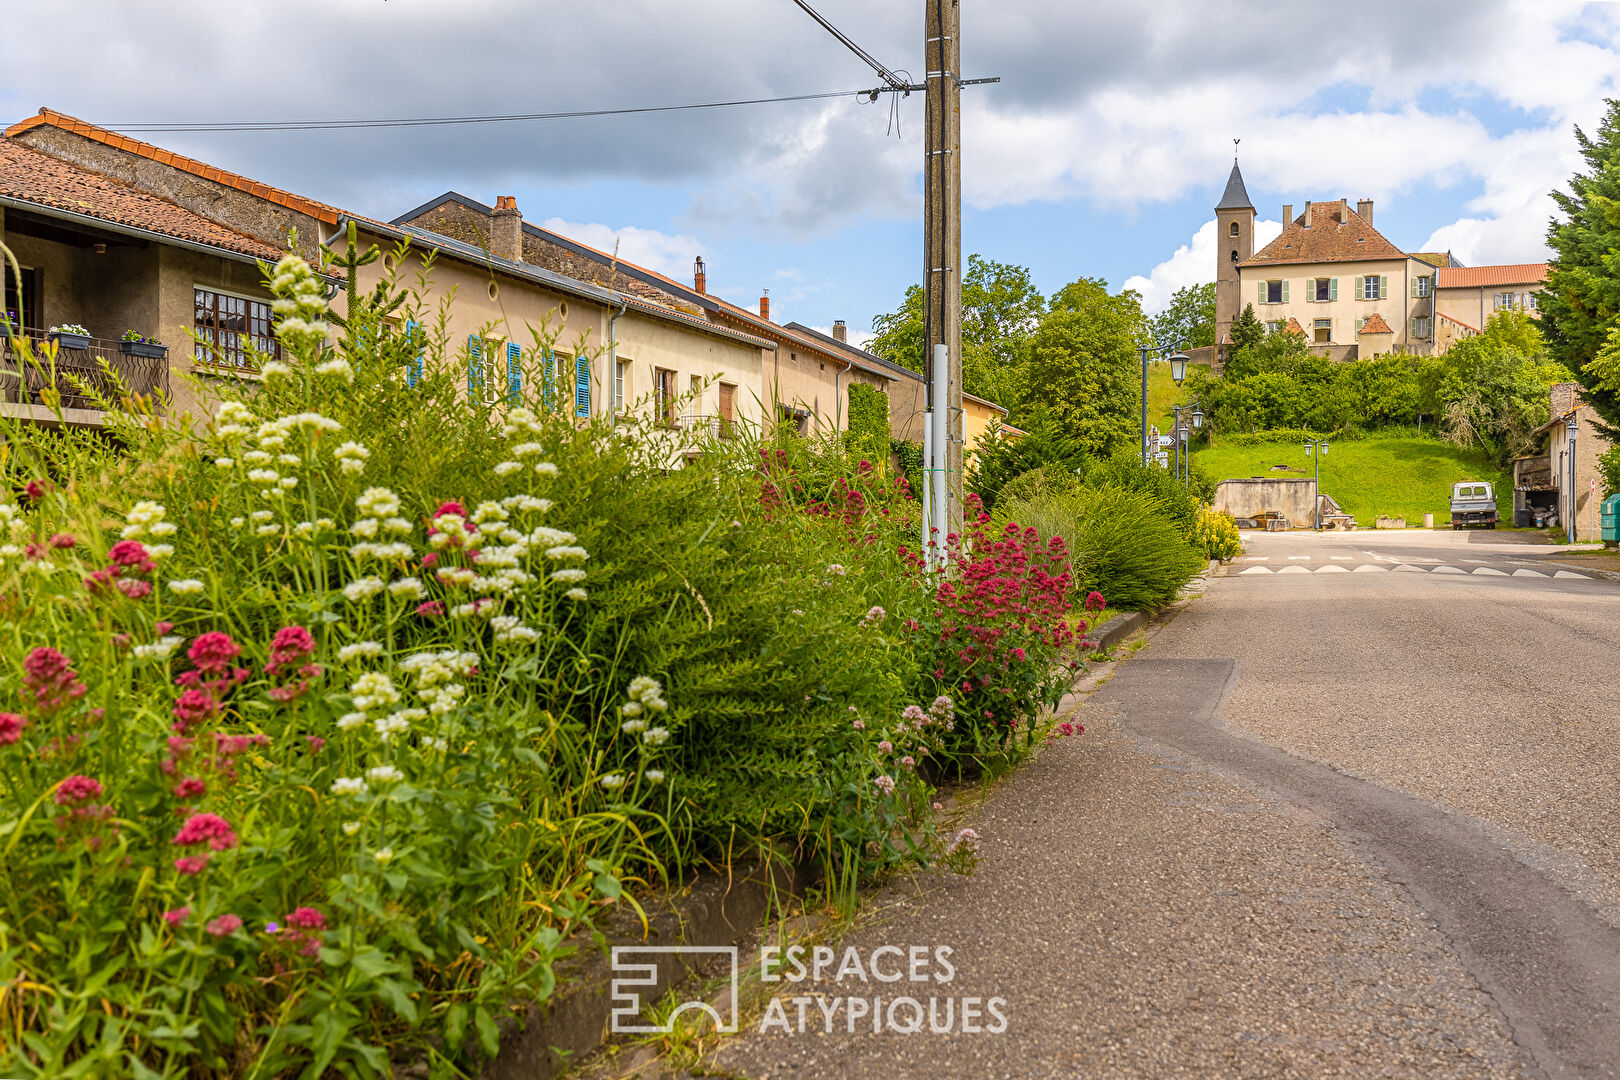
{"left": 1554, "top": 570, "right": 1590, "bottom": 579}
{"left": 1513, "top": 568, "right": 1548, "bottom": 578}
{"left": 1287, "top": 555, "right": 1311, "bottom": 561}
{"left": 1432, "top": 565, "right": 1466, "bottom": 575}
{"left": 1352, "top": 564, "right": 1388, "bottom": 572}
{"left": 1472, "top": 566, "right": 1508, "bottom": 576}
{"left": 1316, "top": 564, "right": 1349, "bottom": 573}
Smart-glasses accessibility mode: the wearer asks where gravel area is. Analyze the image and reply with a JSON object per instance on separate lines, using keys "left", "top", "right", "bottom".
{"left": 694, "top": 686, "right": 1528, "bottom": 1079}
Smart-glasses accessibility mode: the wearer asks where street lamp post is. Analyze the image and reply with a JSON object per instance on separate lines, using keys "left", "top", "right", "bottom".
{"left": 1304, "top": 435, "right": 1329, "bottom": 530}
{"left": 1566, "top": 415, "right": 1579, "bottom": 545}
{"left": 1168, "top": 360, "right": 1201, "bottom": 487}
{"left": 1139, "top": 340, "right": 1190, "bottom": 466}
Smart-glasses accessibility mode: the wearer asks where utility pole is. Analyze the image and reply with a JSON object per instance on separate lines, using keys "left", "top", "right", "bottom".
{"left": 923, "top": 0, "right": 963, "bottom": 544}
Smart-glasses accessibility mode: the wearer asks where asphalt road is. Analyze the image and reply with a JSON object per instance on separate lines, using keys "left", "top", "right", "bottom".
{"left": 660, "top": 530, "right": 1620, "bottom": 1080}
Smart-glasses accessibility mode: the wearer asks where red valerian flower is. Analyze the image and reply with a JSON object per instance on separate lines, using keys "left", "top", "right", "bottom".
{"left": 48, "top": 532, "right": 76, "bottom": 549}
{"left": 174, "top": 855, "right": 210, "bottom": 875}
{"left": 1085, "top": 591, "right": 1107, "bottom": 612}
{"left": 173, "top": 811, "right": 238, "bottom": 851}
{"left": 287, "top": 906, "right": 326, "bottom": 930}
{"left": 173, "top": 777, "right": 207, "bottom": 800}
{"left": 163, "top": 906, "right": 191, "bottom": 927}
{"left": 171, "top": 688, "right": 220, "bottom": 732}
{"left": 188, "top": 632, "right": 242, "bottom": 674}
{"left": 55, "top": 775, "right": 103, "bottom": 804}
{"left": 107, "top": 540, "right": 151, "bottom": 568}
{"left": 22, "top": 647, "right": 87, "bottom": 713}
{"left": 0, "top": 712, "right": 25, "bottom": 745}
{"left": 205, "top": 914, "right": 243, "bottom": 937}
{"left": 415, "top": 600, "right": 445, "bottom": 618}
{"left": 265, "top": 625, "right": 315, "bottom": 676}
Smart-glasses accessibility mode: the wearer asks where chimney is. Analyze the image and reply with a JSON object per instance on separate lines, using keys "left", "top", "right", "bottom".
{"left": 1339, "top": 198, "right": 1349, "bottom": 223}
{"left": 694, "top": 256, "right": 706, "bottom": 294}
{"left": 759, "top": 289, "right": 770, "bottom": 321}
{"left": 1303, "top": 202, "right": 1313, "bottom": 228}
{"left": 491, "top": 195, "right": 522, "bottom": 263}
{"left": 1357, "top": 198, "right": 1373, "bottom": 225}
{"left": 1282, "top": 203, "right": 1293, "bottom": 225}
{"left": 833, "top": 319, "right": 847, "bottom": 343}
{"left": 1550, "top": 382, "right": 1579, "bottom": 418}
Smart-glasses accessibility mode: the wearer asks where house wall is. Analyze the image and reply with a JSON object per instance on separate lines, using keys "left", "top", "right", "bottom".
{"left": 1549, "top": 405, "right": 1610, "bottom": 542}
{"left": 1436, "top": 281, "right": 1545, "bottom": 334}
{"left": 766, "top": 342, "right": 848, "bottom": 433}
{"left": 613, "top": 310, "right": 763, "bottom": 430}
{"left": 962, "top": 397, "right": 1008, "bottom": 463}
{"left": 158, "top": 244, "right": 278, "bottom": 418}
{"left": 1241, "top": 257, "right": 1436, "bottom": 353}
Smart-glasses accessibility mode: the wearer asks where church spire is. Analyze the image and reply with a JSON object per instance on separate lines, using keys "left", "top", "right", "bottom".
{"left": 1216, "top": 151, "right": 1254, "bottom": 212}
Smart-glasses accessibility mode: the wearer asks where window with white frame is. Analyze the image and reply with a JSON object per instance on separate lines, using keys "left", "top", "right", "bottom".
{"left": 1313, "top": 278, "right": 1333, "bottom": 302}
{"left": 613, "top": 359, "right": 627, "bottom": 413}
{"left": 1526, "top": 292, "right": 1539, "bottom": 311}
{"left": 1415, "top": 275, "right": 1432, "bottom": 298}
{"left": 1411, "top": 316, "right": 1432, "bottom": 338}
{"left": 1363, "top": 276, "right": 1381, "bottom": 300}
{"left": 195, "top": 287, "right": 277, "bottom": 368}
{"left": 1495, "top": 291, "right": 1516, "bottom": 310}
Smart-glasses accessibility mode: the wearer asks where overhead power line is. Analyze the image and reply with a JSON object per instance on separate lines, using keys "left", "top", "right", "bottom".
{"left": 787, "top": 0, "right": 910, "bottom": 90}
{"left": 101, "top": 87, "right": 902, "bottom": 133}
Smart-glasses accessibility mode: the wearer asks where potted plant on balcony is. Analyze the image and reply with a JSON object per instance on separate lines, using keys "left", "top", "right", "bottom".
{"left": 1, "top": 311, "right": 18, "bottom": 341}
{"left": 120, "top": 330, "right": 168, "bottom": 359}
{"left": 48, "top": 324, "right": 92, "bottom": 350}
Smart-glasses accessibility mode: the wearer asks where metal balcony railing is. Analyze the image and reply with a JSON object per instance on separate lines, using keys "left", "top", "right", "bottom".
{"left": 0, "top": 331, "right": 170, "bottom": 414}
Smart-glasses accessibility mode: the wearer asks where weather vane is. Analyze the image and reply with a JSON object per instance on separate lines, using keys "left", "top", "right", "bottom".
{"left": 1233, "top": 137, "right": 1241, "bottom": 158}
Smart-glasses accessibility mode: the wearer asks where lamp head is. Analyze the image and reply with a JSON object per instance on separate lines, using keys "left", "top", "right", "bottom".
{"left": 1168, "top": 352, "right": 1189, "bottom": 385}
{"left": 1191, "top": 409, "right": 1203, "bottom": 429}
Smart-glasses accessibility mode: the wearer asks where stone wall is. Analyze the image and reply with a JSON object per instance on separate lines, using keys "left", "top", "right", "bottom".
{"left": 1213, "top": 477, "right": 1318, "bottom": 529}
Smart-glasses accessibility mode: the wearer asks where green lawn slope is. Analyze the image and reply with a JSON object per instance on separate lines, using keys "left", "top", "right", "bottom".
{"left": 1192, "top": 437, "right": 1510, "bottom": 526}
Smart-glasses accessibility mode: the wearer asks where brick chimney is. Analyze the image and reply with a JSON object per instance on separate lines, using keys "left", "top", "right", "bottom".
{"left": 1550, "top": 382, "right": 1580, "bottom": 418}
{"left": 833, "top": 319, "right": 847, "bottom": 342}
{"left": 694, "top": 256, "right": 706, "bottom": 294}
{"left": 759, "top": 289, "right": 770, "bottom": 320}
{"left": 1357, "top": 198, "right": 1373, "bottom": 225}
{"left": 1303, "top": 202, "right": 1313, "bottom": 228}
{"left": 1282, "top": 203, "right": 1293, "bottom": 225}
{"left": 491, "top": 195, "right": 522, "bottom": 263}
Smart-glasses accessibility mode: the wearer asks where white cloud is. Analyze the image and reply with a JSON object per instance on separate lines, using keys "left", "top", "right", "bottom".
{"left": 1125, "top": 219, "right": 1282, "bottom": 314}
{"left": 807, "top": 324, "right": 876, "bottom": 351}
{"left": 537, "top": 218, "right": 705, "bottom": 283}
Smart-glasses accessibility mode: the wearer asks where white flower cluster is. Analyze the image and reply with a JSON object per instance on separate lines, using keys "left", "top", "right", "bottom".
{"left": 619, "top": 676, "right": 671, "bottom": 748}
{"left": 349, "top": 487, "right": 415, "bottom": 563}
{"left": 133, "top": 635, "right": 184, "bottom": 660}
{"left": 494, "top": 409, "right": 563, "bottom": 477}
{"left": 214, "top": 400, "right": 255, "bottom": 441}
{"left": 315, "top": 357, "right": 355, "bottom": 383}
{"left": 338, "top": 641, "right": 384, "bottom": 663}
{"left": 120, "top": 501, "right": 175, "bottom": 559}
{"left": 268, "top": 255, "right": 332, "bottom": 353}
{"left": 167, "top": 579, "right": 205, "bottom": 596}
{"left": 0, "top": 504, "right": 25, "bottom": 562}
{"left": 334, "top": 441, "right": 370, "bottom": 475}
{"left": 398, "top": 649, "right": 478, "bottom": 717}
{"left": 489, "top": 614, "right": 540, "bottom": 645}
{"left": 351, "top": 671, "right": 400, "bottom": 712}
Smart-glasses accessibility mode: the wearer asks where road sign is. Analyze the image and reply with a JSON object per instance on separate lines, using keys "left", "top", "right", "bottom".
{"left": 1153, "top": 452, "right": 1169, "bottom": 465}
{"left": 1592, "top": 478, "right": 1599, "bottom": 495}
{"left": 1156, "top": 435, "right": 1174, "bottom": 448}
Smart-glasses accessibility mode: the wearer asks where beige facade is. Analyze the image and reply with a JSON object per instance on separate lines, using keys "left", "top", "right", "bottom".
{"left": 1435, "top": 264, "right": 1548, "bottom": 334}
{"left": 1536, "top": 385, "right": 1610, "bottom": 542}
{"left": 1241, "top": 254, "right": 1439, "bottom": 355}
{"left": 962, "top": 392, "right": 1010, "bottom": 464}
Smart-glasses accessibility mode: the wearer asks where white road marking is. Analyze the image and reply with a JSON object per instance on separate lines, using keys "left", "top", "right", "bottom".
{"left": 1461, "top": 559, "right": 1488, "bottom": 564}
{"left": 1554, "top": 570, "right": 1590, "bottom": 579}
{"left": 1315, "top": 564, "right": 1350, "bottom": 573}
{"left": 1276, "top": 565, "right": 1311, "bottom": 574}
{"left": 1513, "top": 569, "right": 1548, "bottom": 578}
{"left": 1404, "top": 557, "right": 1439, "bottom": 564}
{"left": 1287, "top": 555, "right": 1312, "bottom": 561}
{"left": 1393, "top": 564, "right": 1428, "bottom": 573}
{"left": 1352, "top": 564, "right": 1388, "bottom": 572}
{"left": 1432, "top": 566, "right": 1467, "bottom": 575}
{"left": 1241, "top": 556, "right": 1270, "bottom": 562}
{"left": 1330, "top": 555, "right": 1352, "bottom": 561}
{"left": 1472, "top": 566, "right": 1508, "bottom": 576}
{"left": 1239, "top": 566, "right": 1274, "bottom": 575}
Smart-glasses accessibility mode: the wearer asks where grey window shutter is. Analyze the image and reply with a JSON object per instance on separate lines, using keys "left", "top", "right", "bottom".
{"left": 1379, "top": 275, "right": 1389, "bottom": 299}
{"left": 1354, "top": 275, "right": 1364, "bottom": 300}
{"left": 1281, "top": 279, "right": 1290, "bottom": 303}
{"left": 1257, "top": 281, "right": 1265, "bottom": 305}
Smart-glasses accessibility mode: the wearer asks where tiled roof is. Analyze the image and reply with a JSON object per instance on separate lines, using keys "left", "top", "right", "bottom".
{"left": 1284, "top": 317, "right": 1305, "bottom": 335}
{"left": 1409, "top": 251, "right": 1460, "bottom": 269}
{"left": 1242, "top": 201, "right": 1406, "bottom": 267}
{"left": 1215, "top": 162, "right": 1254, "bottom": 211}
{"left": 1437, "top": 263, "right": 1549, "bottom": 289}
{"left": 6, "top": 109, "right": 342, "bottom": 224}
{"left": 0, "top": 138, "right": 287, "bottom": 261}
{"left": 1439, "top": 312, "right": 1478, "bottom": 333}
{"left": 1358, "top": 313, "right": 1393, "bottom": 335}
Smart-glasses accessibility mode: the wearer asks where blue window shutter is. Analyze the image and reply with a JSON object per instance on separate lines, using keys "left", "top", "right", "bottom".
{"left": 468, "top": 334, "right": 482, "bottom": 396}
{"left": 405, "top": 320, "right": 422, "bottom": 386}
{"left": 506, "top": 341, "right": 522, "bottom": 404}
{"left": 575, "top": 354, "right": 590, "bottom": 417}
{"left": 543, "top": 349, "right": 556, "bottom": 411}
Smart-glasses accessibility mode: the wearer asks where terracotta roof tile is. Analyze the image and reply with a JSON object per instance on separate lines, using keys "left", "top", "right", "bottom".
{"left": 1284, "top": 317, "right": 1305, "bottom": 335}
{"left": 1436, "top": 263, "right": 1548, "bottom": 289}
{"left": 1358, "top": 313, "right": 1393, "bottom": 335}
{"left": 6, "top": 109, "right": 342, "bottom": 224}
{"left": 0, "top": 139, "right": 287, "bottom": 261}
{"left": 1242, "top": 201, "right": 1405, "bottom": 267}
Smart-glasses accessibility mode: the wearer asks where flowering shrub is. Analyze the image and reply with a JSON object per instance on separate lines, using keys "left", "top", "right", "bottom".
{"left": 0, "top": 238, "right": 1090, "bottom": 1076}
{"left": 1193, "top": 502, "right": 1244, "bottom": 561}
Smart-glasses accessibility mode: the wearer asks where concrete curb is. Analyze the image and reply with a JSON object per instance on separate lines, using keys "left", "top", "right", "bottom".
{"left": 1091, "top": 609, "right": 1154, "bottom": 652}
{"left": 480, "top": 858, "right": 811, "bottom": 1080}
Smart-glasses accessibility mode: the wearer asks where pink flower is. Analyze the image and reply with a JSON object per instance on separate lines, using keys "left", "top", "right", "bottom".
{"left": 414, "top": 600, "right": 444, "bottom": 618}
{"left": 433, "top": 501, "right": 466, "bottom": 519}
{"left": 0, "top": 712, "right": 25, "bottom": 746}
{"left": 174, "top": 854, "right": 211, "bottom": 875}
{"left": 107, "top": 540, "right": 150, "bottom": 568}
{"left": 421, "top": 552, "right": 439, "bottom": 568}
{"left": 305, "top": 735, "right": 327, "bottom": 752}
{"left": 877, "top": 740, "right": 893, "bottom": 753}
{"left": 55, "top": 775, "right": 104, "bottom": 805}
{"left": 174, "top": 812, "right": 238, "bottom": 851}
{"left": 852, "top": 719, "right": 865, "bottom": 730}
{"left": 163, "top": 906, "right": 190, "bottom": 927}
{"left": 171, "top": 688, "right": 219, "bottom": 732}
{"left": 1085, "top": 591, "right": 1107, "bottom": 612}
{"left": 265, "top": 625, "right": 315, "bottom": 676}
{"left": 48, "top": 532, "right": 76, "bottom": 549}
{"left": 188, "top": 632, "right": 241, "bottom": 675}
{"left": 205, "top": 914, "right": 243, "bottom": 937}
{"left": 287, "top": 906, "right": 326, "bottom": 931}
{"left": 173, "top": 777, "right": 207, "bottom": 800}
{"left": 116, "top": 579, "right": 152, "bottom": 599}
{"left": 873, "top": 774, "right": 896, "bottom": 796}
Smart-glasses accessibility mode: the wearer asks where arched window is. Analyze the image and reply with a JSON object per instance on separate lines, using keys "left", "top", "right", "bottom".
{"left": 1230, "top": 249, "right": 1239, "bottom": 263}
{"left": 1229, "top": 221, "right": 1240, "bottom": 237}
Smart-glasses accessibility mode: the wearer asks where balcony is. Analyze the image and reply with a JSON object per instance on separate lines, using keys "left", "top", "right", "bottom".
{"left": 1, "top": 330, "right": 170, "bottom": 422}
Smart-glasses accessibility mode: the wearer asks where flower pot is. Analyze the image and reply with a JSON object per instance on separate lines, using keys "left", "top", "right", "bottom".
{"left": 121, "top": 340, "right": 168, "bottom": 359}
{"left": 50, "top": 332, "right": 91, "bottom": 351}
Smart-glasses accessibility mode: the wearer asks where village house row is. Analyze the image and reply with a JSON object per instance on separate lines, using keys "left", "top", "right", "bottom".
{"left": 0, "top": 108, "right": 1014, "bottom": 451}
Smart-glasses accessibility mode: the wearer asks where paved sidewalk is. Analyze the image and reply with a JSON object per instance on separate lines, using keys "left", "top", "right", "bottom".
{"left": 696, "top": 656, "right": 1528, "bottom": 1079}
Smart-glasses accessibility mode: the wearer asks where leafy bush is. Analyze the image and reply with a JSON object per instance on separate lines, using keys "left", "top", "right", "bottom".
{"left": 0, "top": 240, "right": 1091, "bottom": 1077}
{"left": 1193, "top": 504, "right": 1244, "bottom": 561}
{"left": 845, "top": 382, "right": 890, "bottom": 463}
{"left": 998, "top": 486, "right": 1206, "bottom": 610}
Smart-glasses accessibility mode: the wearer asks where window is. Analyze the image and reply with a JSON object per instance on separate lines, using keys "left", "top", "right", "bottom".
{"left": 1229, "top": 221, "right": 1240, "bottom": 237}
{"left": 1411, "top": 316, "right": 1432, "bottom": 338}
{"left": 1526, "top": 292, "right": 1539, "bottom": 311}
{"left": 1494, "top": 291, "right": 1516, "bottom": 311}
{"left": 1313, "top": 318, "right": 1332, "bottom": 345}
{"left": 1266, "top": 320, "right": 1285, "bottom": 334}
{"left": 718, "top": 381, "right": 736, "bottom": 438}
{"left": 1313, "top": 277, "right": 1337, "bottom": 302}
{"left": 1414, "top": 275, "right": 1432, "bottom": 298}
{"left": 1263, "top": 279, "right": 1286, "bottom": 304}
{"left": 655, "top": 367, "right": 677, "bottom": 427}
{"left": 574, "top": 354, "right": 590, "bottom": 418}
{"left": 1230, "top": 249, "right": 1239, "bottom": 264}
{"left": 613, "top": 359, "right": 627, "bottom": 414}
{"left": 1361, "top": 276, "right": 1383, "bottom": 301}
{"left": 195, "top": 288, "right": 276, "bottom": 368}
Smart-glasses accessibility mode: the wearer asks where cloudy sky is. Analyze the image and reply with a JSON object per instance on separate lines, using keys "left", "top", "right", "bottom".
{"left": 2, "top": 1, "right": 1614, "bottom": 337}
